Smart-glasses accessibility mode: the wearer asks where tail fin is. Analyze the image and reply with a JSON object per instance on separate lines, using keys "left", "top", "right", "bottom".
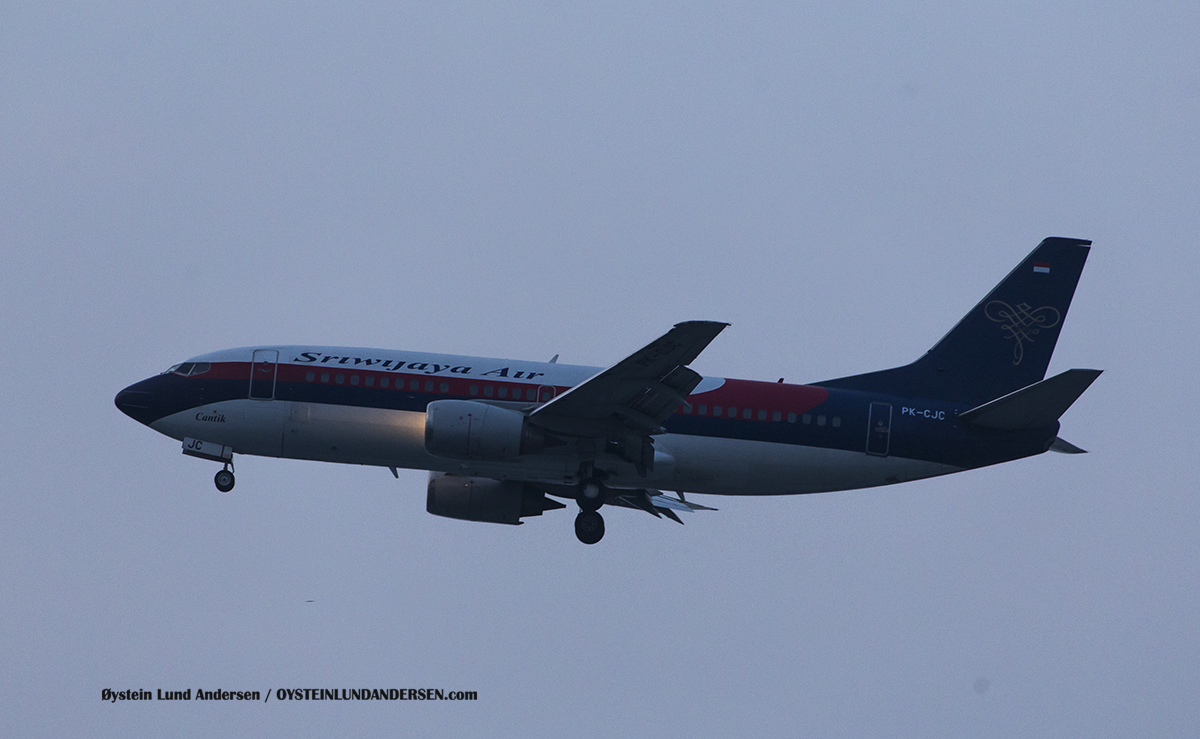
{"left": 821, "top": 237, "right": 1092, "bottom": 406}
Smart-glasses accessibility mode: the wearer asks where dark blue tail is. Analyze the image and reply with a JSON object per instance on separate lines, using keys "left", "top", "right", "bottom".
{"left": 821, "top": 238, "right": 1092, "bottom": 406}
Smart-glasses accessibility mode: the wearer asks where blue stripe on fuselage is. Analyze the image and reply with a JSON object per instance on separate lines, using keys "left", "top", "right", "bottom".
{"left": 125, "top": 368, "right": 1055, "bottom": 471}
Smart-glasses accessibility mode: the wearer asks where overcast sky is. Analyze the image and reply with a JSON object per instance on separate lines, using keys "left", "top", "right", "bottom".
{"left": 3, "top": 2, "right": 1199, "bottom": 736}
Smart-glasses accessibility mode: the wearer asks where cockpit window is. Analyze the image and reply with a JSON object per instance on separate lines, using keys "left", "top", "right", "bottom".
{"left": 165, "top": 362, "right": 211, "bottom": 377}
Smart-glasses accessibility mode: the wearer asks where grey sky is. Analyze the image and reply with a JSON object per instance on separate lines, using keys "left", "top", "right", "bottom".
{"left": 3, "top": 2, "right": 1199, "bottom": 736}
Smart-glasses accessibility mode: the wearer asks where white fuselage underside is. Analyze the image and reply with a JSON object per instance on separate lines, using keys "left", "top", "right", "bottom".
{"left": 152, "top": 399, "right": 961, "bottom": 496}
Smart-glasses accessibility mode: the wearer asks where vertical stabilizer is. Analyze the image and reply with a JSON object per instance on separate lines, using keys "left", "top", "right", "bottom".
{"left": 821, "top": 238, "right": 1092, "bottom": 406}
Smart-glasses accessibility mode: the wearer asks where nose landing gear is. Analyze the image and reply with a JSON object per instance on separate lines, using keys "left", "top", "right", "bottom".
{"left": 214, "top": 464, "right": 235, "bottom": 493}
{"left": 183, "top": 438, "right": 236, "bottom": 493}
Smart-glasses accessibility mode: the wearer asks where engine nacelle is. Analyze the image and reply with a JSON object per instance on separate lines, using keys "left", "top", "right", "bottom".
{"left": 426, "top": 473, "right": 564, "bottom": 525}
{"left": 424, "top": 400, "right": 544, "bottom": 461}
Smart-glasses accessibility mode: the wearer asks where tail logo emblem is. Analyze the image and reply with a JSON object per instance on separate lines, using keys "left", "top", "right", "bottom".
{"left": 984, "top": 301, "right": 1061, "bottom": 365}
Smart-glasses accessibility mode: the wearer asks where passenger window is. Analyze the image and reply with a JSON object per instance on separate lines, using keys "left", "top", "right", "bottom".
{"left": 305, "top": 371, "right": 315, "bottom": 382}
{"left": 320, "top": 372, "right": 330, "bottom": 383}
{"left": 802, "top": 414, "right": 812, "bottom": 424}
{"left": 484, "top": 385, "right": 494, "bottom": 397}
{"left": 699, "top": 405, "right": 707, "bottom": 415}
{"left": 758, "top": 409, "right": 767, "bottom": 421}
{"left": 832, "top": 417, "right": 841, "bottom": 427}
{"left": 424, "top": 381, "right": 433, "bottom": 392}
{"left": 713, "top": 406, "right": 722, "bottom": 416}
{"left": 498, "top": 387, "right": 508, "bottom": 399}
{"left": 380, "top": 377, "right": 389, "bottom": 388}
{"left": 365, "top": 376, "right": 374, "bottom": 387}
{"left": 350, "top": 375, "right": 360, "bottom": 386}
{"left": 817, "top": 415, "right": 826, "bottom": 426}
{"left": 439, "top": 382, "right": 449, "bottom": 393}
{"left": 772, "top": 411, "right": 782, "bottom": 422}
{"left": 743, "top": 408, "right": 752, "bottom": 419}
{"left": 729, "top": 407, "right": 738, "bottom": 418}
{"left": 470, "top": 385, "right": 479, "bottom": 396}
{"left": 787, "top": 412, "right": 797, "bottom": 423}
{"left": 410, "top": 380, "right": 419, "bottom": 391}
{"left": 335, "top": 374, "right": 345, "bottom": 384}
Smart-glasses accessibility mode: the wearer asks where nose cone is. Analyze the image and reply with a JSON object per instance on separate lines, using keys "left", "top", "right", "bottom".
{"left": 115, "top": 379, "right": 165, "bottom": 426}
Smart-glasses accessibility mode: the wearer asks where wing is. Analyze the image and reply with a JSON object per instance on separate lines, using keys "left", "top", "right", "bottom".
{"left": 529, "top": 320, "right": 728, "bottom": 473}
{"left": 605, "top": 488, "right": 719, "bottom": 524}
{"left": 530, "top": 482, "right": 719, "bottom": 524}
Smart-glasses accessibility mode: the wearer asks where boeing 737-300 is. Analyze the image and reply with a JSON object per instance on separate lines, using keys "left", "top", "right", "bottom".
{"left": 115, "top": 238, "right": 1100, "bottom": 544}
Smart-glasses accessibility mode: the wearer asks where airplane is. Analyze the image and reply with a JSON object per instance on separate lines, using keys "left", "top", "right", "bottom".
{"left": 115, "top": 237, "right": 1100, "bottom": 544}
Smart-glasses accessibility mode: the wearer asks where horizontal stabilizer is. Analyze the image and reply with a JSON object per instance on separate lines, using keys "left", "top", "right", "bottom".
{"left": 958, "top": 368, "right": 1102, "bottom": 430}
{"left": 1049, "top": 437, "right": 1088, "bottom": 454}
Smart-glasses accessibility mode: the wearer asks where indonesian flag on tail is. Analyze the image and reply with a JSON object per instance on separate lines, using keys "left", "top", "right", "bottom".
{"left": 1033, "top": 262, "right": 1051, "bottom": 274}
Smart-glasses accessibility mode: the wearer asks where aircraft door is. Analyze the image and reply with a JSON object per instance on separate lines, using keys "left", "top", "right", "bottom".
{"left": 537, "top": 385, "right": 556, "bottom": 403}
{"left": 866, "top": 402, "right": 892, "bottom": 456}
{"left": 249, "top": 349, "right": 279, "bottom": 400}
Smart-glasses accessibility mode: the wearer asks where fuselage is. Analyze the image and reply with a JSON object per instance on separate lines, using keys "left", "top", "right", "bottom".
{"left": 115, "top": 345, "right": 1056, "bottom": 497}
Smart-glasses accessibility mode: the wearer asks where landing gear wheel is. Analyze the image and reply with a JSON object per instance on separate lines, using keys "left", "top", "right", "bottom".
{"left": 575, "top": 510, "right": 605, "bottom": 545}
{"left": 577, "top": 479, "right": 604, "bottom": 513}
{"left": 214, "top": 469, "right": 235, "bottom": 493}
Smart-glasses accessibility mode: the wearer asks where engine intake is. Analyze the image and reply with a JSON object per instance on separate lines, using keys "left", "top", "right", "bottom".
{"left": 424, "top": 400, "right": 544, "bottom": 461}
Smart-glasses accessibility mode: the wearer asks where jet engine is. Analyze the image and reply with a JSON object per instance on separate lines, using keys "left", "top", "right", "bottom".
{"left": 424, "top": 400, "right": 545, "bottom": 461}
{"left": 426, "top": 473, "right": 565, "bottom": 525}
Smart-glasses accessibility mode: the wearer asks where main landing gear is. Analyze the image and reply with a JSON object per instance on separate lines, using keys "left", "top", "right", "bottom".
{"left": 574, "top": 478, "right": 606, "bottom": 545}
{"left": 575, "top": 510, "right": 604, "bottom": 544}
{"left": 214, "top": 463, "right": 235, "bottom": 493}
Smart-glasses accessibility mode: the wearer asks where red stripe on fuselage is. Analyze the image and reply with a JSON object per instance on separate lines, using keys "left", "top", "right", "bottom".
{"left": 185, "top": 362, "right": 830, "bottom": 420}
{"left": 183, "top": 361, "right": 572, "bottom": 400}
{"left": 686, "top": 378, "right": 829, "bottom": 416}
